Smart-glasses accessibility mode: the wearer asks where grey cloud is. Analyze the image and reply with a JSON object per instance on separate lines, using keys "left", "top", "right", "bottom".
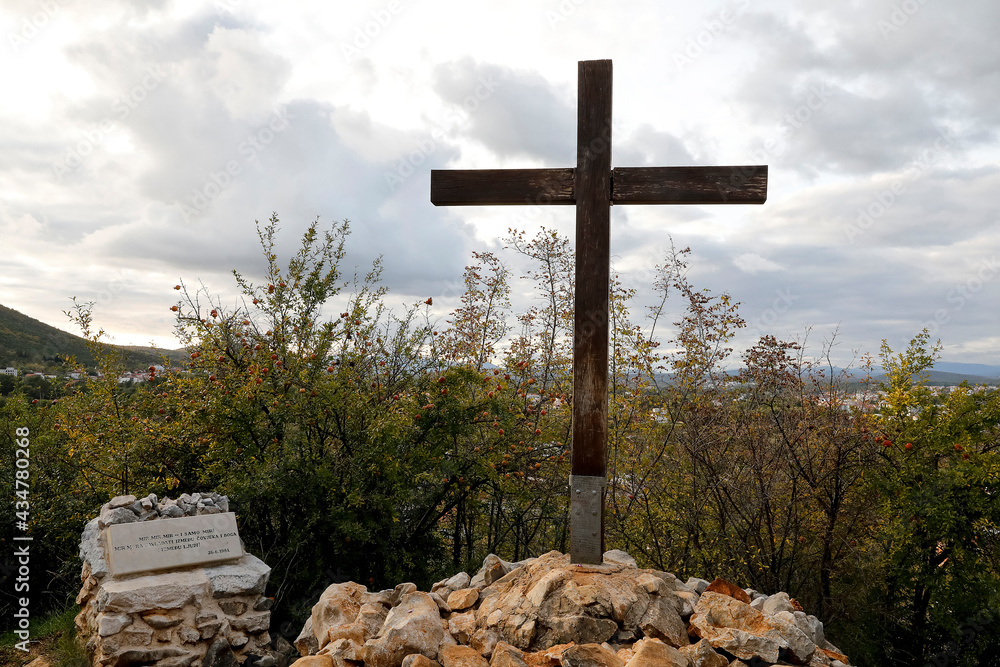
{"left": 432, "top": 58, "right": 575, "bottom": 164}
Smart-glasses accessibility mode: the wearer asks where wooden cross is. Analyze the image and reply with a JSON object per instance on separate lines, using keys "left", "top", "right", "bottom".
{"left": 430, "top": 59, "right": 767, "bottom": 564}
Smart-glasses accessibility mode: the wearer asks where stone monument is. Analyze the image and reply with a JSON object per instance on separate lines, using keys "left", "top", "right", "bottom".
{"left": 75, "top": 492, "right": 273, "bottom": 667}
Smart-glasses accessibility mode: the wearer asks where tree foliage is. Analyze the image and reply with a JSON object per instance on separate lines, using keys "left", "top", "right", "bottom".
{"left": 3, "top": 216, "right": 999, "bottom": 666}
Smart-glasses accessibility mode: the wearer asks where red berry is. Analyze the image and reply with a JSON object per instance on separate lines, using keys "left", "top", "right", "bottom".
{"left": 905, "top": 442, "right": 913, "bottom": 450}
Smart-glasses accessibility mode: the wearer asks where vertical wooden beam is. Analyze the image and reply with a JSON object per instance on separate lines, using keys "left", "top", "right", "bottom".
{"left": 570, "top": 59, "right": 612, "bottom": 564}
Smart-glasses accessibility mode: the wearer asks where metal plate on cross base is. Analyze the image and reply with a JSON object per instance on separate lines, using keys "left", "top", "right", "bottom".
{"left": 569, "top": 475, "right": 605, "bottom": 564}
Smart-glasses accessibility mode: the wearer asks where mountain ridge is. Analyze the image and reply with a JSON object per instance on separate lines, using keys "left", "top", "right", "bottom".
{"left": 0, "top": 303, "right": 186, "bottom": 371}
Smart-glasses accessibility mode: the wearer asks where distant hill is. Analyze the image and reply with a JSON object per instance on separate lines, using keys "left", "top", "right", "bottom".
{"left": 0, "top": 304, "right": 186, "bottom": 371}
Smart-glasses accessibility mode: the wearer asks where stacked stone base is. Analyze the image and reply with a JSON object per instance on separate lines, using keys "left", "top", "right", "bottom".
{"left": 292, "top": 550, "right": 853, "bottom": 667}
{"left": 75, "top": 493, "right": 274, "bottom": 667}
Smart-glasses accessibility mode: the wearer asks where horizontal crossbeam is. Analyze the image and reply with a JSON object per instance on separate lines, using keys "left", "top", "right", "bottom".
{"left": 430, "top": 169, "right": 575, "bottom": 206}
{"left": 430, "top": 165, "right": 767, "bottom": 206}
{"left": 612, "top": 165, "right": 768, "bottom": 205}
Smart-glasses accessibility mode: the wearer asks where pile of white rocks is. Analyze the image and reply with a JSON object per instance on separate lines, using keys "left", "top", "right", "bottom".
{"left": 292, "top": 550, "right": 852, "bottom": 667}
{"left": 75, "top": 493, "right": 276, "bottom": 667}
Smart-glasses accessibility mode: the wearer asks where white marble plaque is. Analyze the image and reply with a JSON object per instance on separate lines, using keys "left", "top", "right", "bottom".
{"left": 106, "top": 512, "right": 244, "bottom": 576}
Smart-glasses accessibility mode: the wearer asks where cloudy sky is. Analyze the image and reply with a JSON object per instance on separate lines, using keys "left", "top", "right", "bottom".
{"left": 1, "top": 0, "right": 998, "bottom": 368}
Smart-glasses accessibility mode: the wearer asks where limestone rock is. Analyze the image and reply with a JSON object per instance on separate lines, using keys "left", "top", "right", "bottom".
{"left": 480, "top": 554, "right": 515, "bottom": 587}
{"left": 449, "top": 611, "right": 477, "bottom": 644}
{"left": 393, "top": 583, "right": 419, "bottom": 605}
{"left": 109, "top": 495, "right": 139, "bottom": 510}
{"left": 703, "top": 578, "right": 751, "bottom": 605}
{"left": 440, "top": 644, "right": 490, "bottom": 667}
{"left": 761, "top": 592, "right": 794, "bottom": 616}
{"left": 230, "top": 611, "right": 271, "bottom": 633}
{"left": 220, "top": 600, "right": 248, "bottom": 616}
{"left": 624, "top": 638, "right": 687, "bottom": 667}
{"left": 559, "top": 643, "right": 625, "bottom": 667}
{"left": 290, "top": 657, "right": 334, "bottom": 667}
{"left": 98, "top": 569, "right": 210, "bottom": 613}
{"left": 602, "top": 550, "right": 637, "bottom": 568}
{"left": 446, "top": 572, "right": 472, "bottom": 592}
{"left": 689, "top": 592, "right": 816, "bottom": 663}
{"left": 678, "top": 639, "right": 728, "bottom": 667}
{"left": 357, "top": 602, "right": 390, "bottom": 641}
{"left": 685, "top": 578, "right": 710, "bottom": 594}
{"left": 447, "top": 588, "right": 480, "bottom": 611}
{"left": 199, "top": 618, "right": 224, "bottom": 640}
{"left": 673, "top": 591, "right": 698, "bottom": 617}
{"left": 80, "top": 518, "right": 110, "bottom": 580}
{"left": 98, "top": 506, "right": 138, "bottom": 529}
{"left": 206, "top": 554, "right": 271, "bottom": 597}
{"left": 636, "top": 573, "right": 668, "bottom": 597}
{"left": 319, "top": 636, "right": 365, "bottom": 662}
{"left": 97, "top": 612, "right": 132, "bottom": 637}
{"left": 468, "top": 625, "right": 503, "bottom": 658}
{"left": 490, "top": 642, "right": 528, "bottom": 667}
{"left": 638, "top": 595, "right": 689, "bottom": 648}
{"left": 295, "top": 616, "right": 319, "bottom": 656}
{"left": 402, "top": 655, "right": 442, "bottom": 667}
{"left": 430, "top": 591, "right": 452, "bottom": 614}
{"left": 544, "top": 616, "right": 618, "bottom": 646}
{"left": 362, "top": 592, "right": 444, "bottom": 667}
{"left": 793, "top": 611, "right": 825, "bottom": 647}
{"left": 310, "top": 581, "right": 369, "bottom": 649}
{"left": 178, "top": 625, "right": 201, "bottom": 644}
{"left": 204, "top": 636, "right": 239, "bottom": 667}
{"left": 143, "top": 613, "right": 183, "bottom": 629}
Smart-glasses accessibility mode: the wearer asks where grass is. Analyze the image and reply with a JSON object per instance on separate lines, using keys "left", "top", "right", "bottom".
{"left": 1, "top": 605, "right": 89, "bottom": 667}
